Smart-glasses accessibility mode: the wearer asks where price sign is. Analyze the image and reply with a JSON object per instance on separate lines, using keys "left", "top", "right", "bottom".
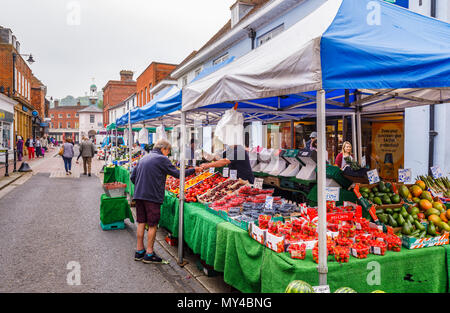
{"left": 367, "top": 169, "right": 380, "bottom": 184}
{"left": 265, "top": 196, "right": 274, "bottom": 210}
{"left": 325, "top": 187, "right": 340, "bottom": 202}
{"left": 313, "top": 285, "right": 330, "bottom": 293}
{"left": 431, "top": 166, "right": 443, "bottom": 179}
{"left": 398, "top": 168, "right": 412, "bottom": 183}
{"left": 254, "top": 178, "right": 264, "bottom": 189}
{"left": 209, "top": 167, "right": 215, "bottom": 174}
{"left": 223, "top": 167, "right": 229, "bottom": 178}
{"left": 230, "top": 169, "right": 237, "bottom": 180}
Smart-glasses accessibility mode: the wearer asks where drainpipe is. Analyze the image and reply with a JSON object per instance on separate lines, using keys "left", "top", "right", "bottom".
{"left": 428, "top": 0, "right": 437, "bottom": 176}
{"left": 12, "top": 53, "right": 16, "bottom": 96}
{"left": 248, "top": 28, "right": 256, "bottom": 50}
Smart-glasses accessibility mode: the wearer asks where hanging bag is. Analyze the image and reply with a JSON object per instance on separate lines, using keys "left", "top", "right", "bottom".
{"left": 58, "top": 145, "right": 64, "bottom": 156}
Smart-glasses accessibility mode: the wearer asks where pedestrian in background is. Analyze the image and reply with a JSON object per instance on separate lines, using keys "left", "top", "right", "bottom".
{"left": 78, "top": 136, "right": 96, "bottom": 177}
{"left": 41, "top": 136, "right": 49, "bottom": 152}
{"left": 62, "top": 138, "right": 75, "bottom": 175}
{"left": 130, "top": 139, "right": 201, "bottom": 264}
{"left": 16, "top": 136, "right": 24, "bottom": 161}
{"left": 25, "top": 137, "right": 35, "bottom": 160}
{"left": 35, "top": 136, "right": 42, "bottom": 158}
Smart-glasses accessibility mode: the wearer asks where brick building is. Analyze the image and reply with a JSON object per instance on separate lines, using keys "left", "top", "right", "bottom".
{"left": 136, "top": 62, "right": 177, "bottom": 107}
{"left": 102, "top": 70, "right": 136, "bottom": 125}
{"left": 48, "top": 99, "right": 88, "bottom": 143}
{"left": 0, "top": 26, "right": 47, "bottom": 142}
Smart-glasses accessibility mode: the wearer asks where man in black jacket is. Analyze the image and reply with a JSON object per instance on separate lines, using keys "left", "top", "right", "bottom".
{"left": 131, "top": 139, "right": 201, "bottom": 264}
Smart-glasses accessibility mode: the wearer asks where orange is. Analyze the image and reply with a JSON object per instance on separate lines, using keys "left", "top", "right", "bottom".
{"left": 415, "top": 180, "right": 426, "bottom": 191}
{"left": 410, "top": 185, "right": 423, "bottom": 198}
{"left": 419, "top": 199, "right": 432, "bottom": 211}
{"left": 440, "top": 213, "right": 449, "bottom": 223}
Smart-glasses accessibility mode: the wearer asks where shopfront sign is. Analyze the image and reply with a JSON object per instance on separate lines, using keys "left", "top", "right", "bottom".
{"left": 0, "top": 110, "right": 14, "bottom": 123}
{"left": 22, "top": 105, "right": 28, "bottom": 112}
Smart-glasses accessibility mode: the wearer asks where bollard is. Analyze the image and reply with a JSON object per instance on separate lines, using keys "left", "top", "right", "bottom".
{"left": 5, "top": 150, "right": 9, "bottom": 177}
{"left": 13, "top": 148, "right": 17, "bottom": 172}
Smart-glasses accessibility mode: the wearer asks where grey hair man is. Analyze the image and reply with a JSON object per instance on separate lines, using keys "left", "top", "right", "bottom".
{"left": 130, "top": 139, "right": 202, "bottom": 263}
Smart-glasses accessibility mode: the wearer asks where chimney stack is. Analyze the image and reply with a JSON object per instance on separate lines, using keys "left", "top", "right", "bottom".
{"left": 54, "top": 99, "right": 59, "bottom": 107}
{"left": 120, "top": 70, "right": 134, "bottom": 81}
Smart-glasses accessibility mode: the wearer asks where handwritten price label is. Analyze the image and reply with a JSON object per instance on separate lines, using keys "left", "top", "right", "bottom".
{"left": 230, "top": 170, "right": 237, "bottom": 180}
{"left": 367, "top": 169, "right": 380, "bottom": 184}
{"left": 209, "top": 167, "right": 215, "bottom": 174}
{"left": 223, "top": 167, "right": 229, "bottom": 178}
{"left": 313, "top": 285, "right": 330, "bottom": 293}
{"left": 325, "top": 187, "right": 340, "bottom": 202}
{"left": 265, "top": 196, "right": 274, "bottom": 210}
{"left": 430, "top": 166, "right": 443, "bottom": 179}
{"left": 254, "top": 178, "right": 264, "bottom": 189}
{"left": 398, "top": 168, "right": 412, "bottom": 183}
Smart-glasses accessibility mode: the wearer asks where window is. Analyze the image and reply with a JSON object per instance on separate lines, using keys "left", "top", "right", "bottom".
{"left": 182, "top": 75, "right": 188, "bottom": 87}
{"left": 90, "top": 114, "right": 95, "bottom": 124}
{"left": 194, "top": 67, "right": 202, "bottom": 77}
{"left": 75, "top": 122, "right": 79, "bottom": 128}
{"left": 140, "top": 91, "right": 143, "bottom": 106}
{"left": 67, "top": 113, "right": 71, "bottom": 118}
{"left": 123, "top": 108, "right": 125, "bottom": 115}
{"left": 75, "top": 113, "right": 79, "bottom": 117}
{"left": 419, "top": 0, "right": 422, "bottom": 6}
{"left": 258, "top": 24, "right": 284, "bottom": 46}
{"left": 59, "top": 114, "right": 63, "bottom": 118}
{"left": 51, "top": 114, "right": 54, "bottom": 118}
{"left": 213, "top": 53, "right": 229, "bottom": 66}
{"left": 67, "top": 122, "right": 71, "bottom": 128}
{"left": 144, "top": 87, "right": 148, "bottom": 104}
{"left": 59, "top": 122, "right": 62, "bottom": 128}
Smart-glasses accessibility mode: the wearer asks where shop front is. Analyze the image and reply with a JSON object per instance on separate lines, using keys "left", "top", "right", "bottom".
{"left": 0, "top": 93, "right": 16, "bottom": 162}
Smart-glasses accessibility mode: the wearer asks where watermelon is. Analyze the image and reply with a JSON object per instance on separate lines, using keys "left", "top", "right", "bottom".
{"left": 371, "top": 290, "right": 385, "bottom": 293}
{"left": 285, "top": 280, "right": 315, "bottom": 293}
{"left": 334, "top": 287, "right": 357, "bottom": 293}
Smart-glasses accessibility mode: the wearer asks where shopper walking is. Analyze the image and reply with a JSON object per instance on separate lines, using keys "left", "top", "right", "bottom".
{"left": 78, "top": 136, "right": 96, "bottom": 176}
{"left": 62, "top": 138, "right": 75, "bottom": 175}
{"left": 35, "top": 136, "right": 42, "bottom": 158}
{"left": 41, "top": 136, "right": 49, "bottom": 153}
{"left": 130, "top": 139, "right": 201, "bottom": 264}
{"left": 16, "top": 136, "right": 24, "bottom": 162}
{"left": 25, "top": 137, "right": 35, "bottom": 160}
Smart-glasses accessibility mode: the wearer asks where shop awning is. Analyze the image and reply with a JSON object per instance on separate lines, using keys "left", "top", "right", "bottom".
{"left": 182, "top": 0, "right": 450, "bottom": 114}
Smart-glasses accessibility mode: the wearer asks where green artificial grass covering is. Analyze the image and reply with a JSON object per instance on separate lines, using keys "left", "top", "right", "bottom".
{"left": 325, "top": 165, "right": 353, "bottom": 189}
{"left": 214, "top": 222, "right": 265, "bottom": 293}
{"left": 307, "top": 184, "right": 358, "bottom": 207}
{"left": 115, "top": 166, "right": 134, "bottom": 195}
{"left": 261, "top": 245, "right": 447, "bottom": 293}
{"left": 103, "top": 166, "right": 116, "bottom": 184}
{"left": 159, "top": 193, "right": 225, "bottom": 266}
{"left": 100, "top": 194, "right": 134, "bottom": 224}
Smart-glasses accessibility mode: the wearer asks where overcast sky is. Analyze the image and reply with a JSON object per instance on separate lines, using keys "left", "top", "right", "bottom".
{"left": 0, "top": 0, "right": 236, "bottom": 100}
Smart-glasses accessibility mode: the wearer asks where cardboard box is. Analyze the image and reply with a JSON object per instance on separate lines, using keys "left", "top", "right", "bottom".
{"left": 249, "top": 222, "right": 267, "bottom": 245}
{"left": 265, "top": 231, "right": 285, "bottom": 253}
{"left": 402, "top": 232, "right": 449, "bottom": 249}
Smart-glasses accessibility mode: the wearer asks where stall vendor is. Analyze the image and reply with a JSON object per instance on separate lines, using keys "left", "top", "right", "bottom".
{"left": 200, "top": 144, "right": 255, "bottom": 184}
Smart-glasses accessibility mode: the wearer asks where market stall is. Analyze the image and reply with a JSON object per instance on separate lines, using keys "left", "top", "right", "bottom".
{"left": 100, "top": 0, "right": 450, "bottom": 292}
{"left": 180, "top": 0, "right": 450, "bottom": 288}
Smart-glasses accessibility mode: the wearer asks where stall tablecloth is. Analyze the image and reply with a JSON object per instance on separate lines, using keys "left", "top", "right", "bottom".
{"left": 100, "top": 194, "right": 134, "bottom": 224}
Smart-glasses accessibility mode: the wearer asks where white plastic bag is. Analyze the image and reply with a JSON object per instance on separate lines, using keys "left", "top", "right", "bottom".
{"left": 138, "top": 128, "right": 149, "bottom": 144}
{"left": 214, "top": 109, "right": 244, "bottom": 146}
{"left": 155, "top": 125, "right": 167, "bottom": 142}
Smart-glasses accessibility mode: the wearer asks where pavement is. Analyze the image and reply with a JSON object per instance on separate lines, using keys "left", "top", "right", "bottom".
{"left": 0, "top": 147, "right": 235, "bottom": 293}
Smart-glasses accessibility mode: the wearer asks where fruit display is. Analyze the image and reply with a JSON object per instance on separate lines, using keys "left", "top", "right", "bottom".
{"left": 350, "top": 242, "right": 370, "bottom": 259}
{"left": 334, "top": 245, "right": 350, "bottom": 263}
{"left": 165, "top": 174, "right": 196, "bottom": 193}
{"left": 287, "top": 243, "right": 306, "bottom": 260}
{"left": 184, "top": 173, "right": 227, "bottom": 202}
{"left": 417, "top": 175, "right": 450, "bottom": 198}
{"left": 369, "top": 239, "right": 387, "bottom": 256}
{"left": 334, "top": 287, "right": 357, "bottom": 293}
{"left": 198, "top": 179, "right": 250, "bottom": 203}
{"left": 284, "top": 280, "right": 315, "bottom": 293}
{"left": 357, "top": 181, "right": 402, "bottom": 206}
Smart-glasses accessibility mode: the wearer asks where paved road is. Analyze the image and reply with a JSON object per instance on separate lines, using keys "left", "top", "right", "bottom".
{"left": 0, "top": 151, "right": 207, "bottom": 293}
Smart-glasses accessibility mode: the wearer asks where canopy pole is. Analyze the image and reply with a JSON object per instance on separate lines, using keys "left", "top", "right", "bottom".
{"left": 356, "top": 110, "right": 363, "bottom": 166}
{"left": 178, "top": 111, "right": 187, "bottom": 266}
{"left": 316, "top": 89, "right": 328, "bottom": 285}
{"left": 351, "top": 113, "right": 358, "bottom": 164}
